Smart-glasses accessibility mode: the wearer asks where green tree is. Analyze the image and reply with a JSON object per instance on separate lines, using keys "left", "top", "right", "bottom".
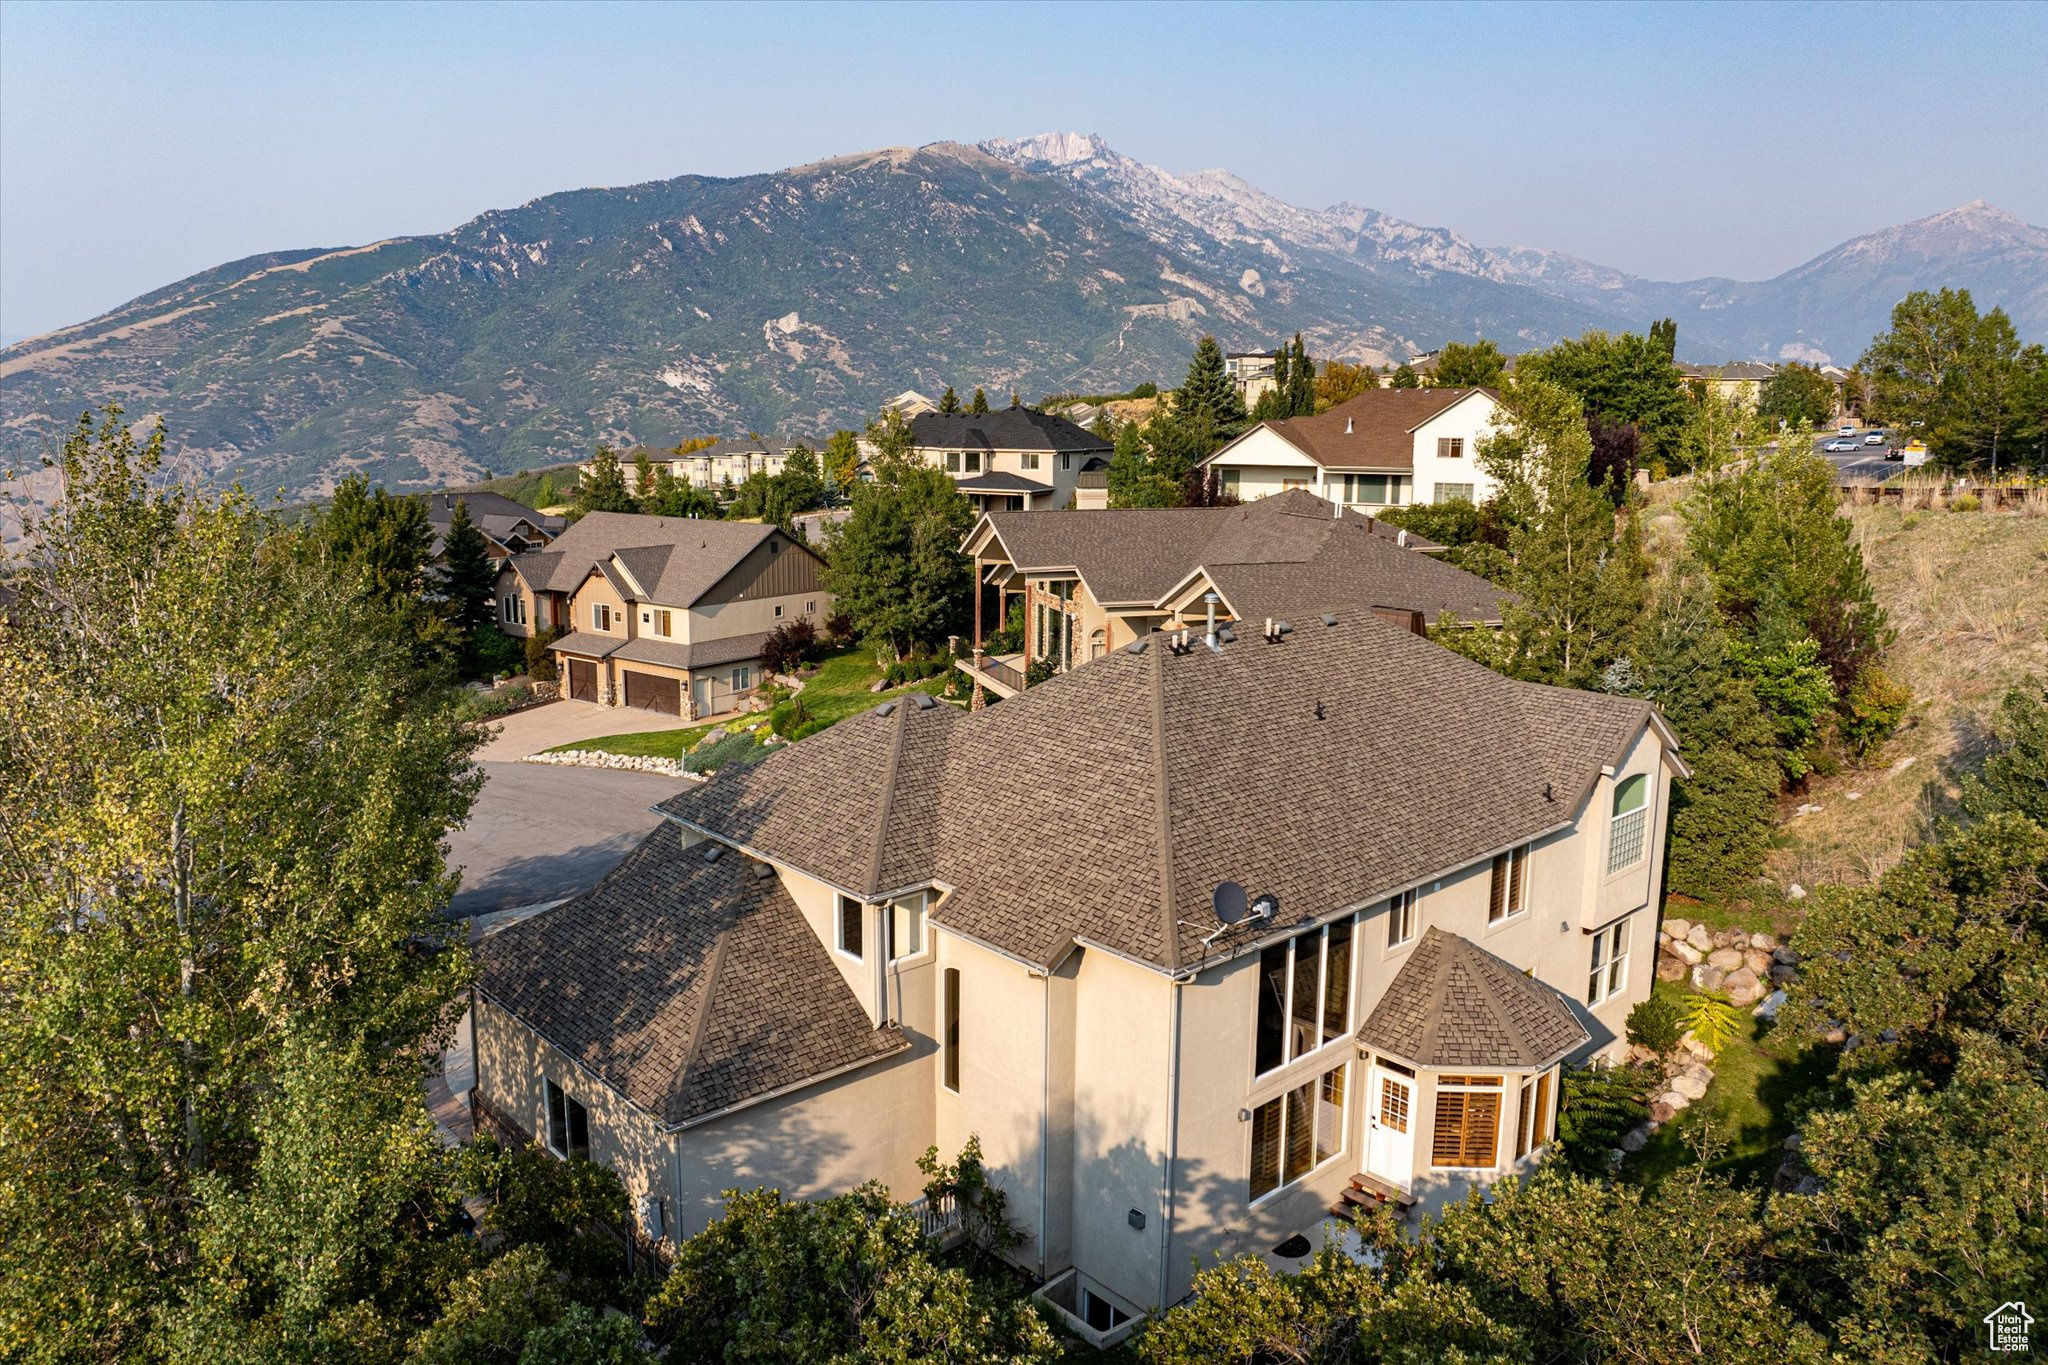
{"left": 1452, "top": 378, "right": 1647, "bottom": 687}
{"left": 576, "top": 445, "right": 638, "bottom": 515}
{"left": 864, "top": 408, "right": 922, "bottom": 484}
{"left": 1314, "top": 357, "right": 1377, "bottom": 411}
{"left": 1267, "top": 345, "right": 1290, "bottom": 419}
{"left": 1649, "top": 316, "right": 1678, "bottom": 361}
{"left": 0, "top": 408, "right": 481, "bottom": 1358}
{"left": 1171, "top": 335, "right": 1248, "bottom": 449}
{"left": 1106, "top": 418, "right": 1182, "bottom": 508}
{"left": 1738, "top": 636, "right": 1838, "bottom": 781}
{"left": 822, "top": 429, "right": 864, "bottom": 496}
{"left": 1390, "top": 361, "right": 1420, "bottom": 388}
{"left": 632, "top": 449, "right": 655, "bottom": 501}
{"left": 643, "top": 468, "right": 719, "bottom": 519}
{"left": 1859, "top": 287, "right": 1982, "bottom": 447}
{"left": 318, "top": 473, "right": 436, "bottom": 603}
{"left": 1434, "top": 338, "right": 1509, "bottom": 389}
{"left": 644, "top": 1184, "right": 1056, "bottom": 1365}
{"left": 439, "top": 496, "right": 500, "bottom": 676}
{"left": 938, "top": 384, "right": 960, "bottom": 414}
{"left": 822, "top": 467, "right": 975, "bottom": 656}
{"left": 1757, "top": 363, "right": 1840, "bottom": 428}
{"left": 1516, "top": 327, "right": 1690, "bottom": 471}
{"left": 1618, "top": 568, "right": 1782, "bottom": 895}
{"left": 1961, "top": 679, "right": 2048, "bottom": 823}
{"left": 970, "top": 386, "right": 990, "bottom": 414}
{"left": 1285, "top": 332, "right": 1316, "bottom": 416}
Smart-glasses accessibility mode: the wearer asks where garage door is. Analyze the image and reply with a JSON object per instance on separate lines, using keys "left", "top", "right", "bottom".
{"left": 623, "top": 669, "right": 681, "bottom": 715}
{"left": 566, "top": 658, "right": 598, "bottom": 703}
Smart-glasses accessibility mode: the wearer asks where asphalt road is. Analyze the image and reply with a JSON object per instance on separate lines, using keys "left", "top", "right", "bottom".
{"left": 1810, "top": 426, "right": 1905, "bottom": 483}
{"left": 444, "top": 760, "right": 684, "bottom": 916}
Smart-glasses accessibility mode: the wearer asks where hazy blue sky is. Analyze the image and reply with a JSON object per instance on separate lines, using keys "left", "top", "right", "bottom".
{"left": 4, "top": 0, "right": 2044, "bottom": 339}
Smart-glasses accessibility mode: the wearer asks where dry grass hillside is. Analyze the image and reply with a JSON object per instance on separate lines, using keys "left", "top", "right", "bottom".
{"left": 1770, "top": 503, "right": 2048, "bottom": 889}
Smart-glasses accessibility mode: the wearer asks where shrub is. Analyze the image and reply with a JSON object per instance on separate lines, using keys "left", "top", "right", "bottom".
{"left": 1840, "top": 664, "right": 1912, "bottom": 756}
{"left": 1025, "top": 656, "right": 1056, "bottom": 687}
{"left": 1950, "top": 492, "right": 1981, "bottom": 513}
{"left": 761, "top": 618, "right": 818, "bottom": 676}
{"left": 1555, "top": 1062, "right": 1657, "bottom": 1173}
{"left": 1681, "top": 992, "right": 1742, "bottom": 1057}
{"left": 685, "top": 730, "right": 766, "bottom": 774}
{"left": 524, "top": 626, "right": 562, "bottom": 683}
{"left": 472, "top": 625, "right": 525, "bottom": 680}
{"left": 822, "top": 609, "right": 855, "bottom": 645}
{"left": 883, "top": 656, "right": 949, "bottom": 686}
{"left": 1626, "top": 989, "right": 1687, "bottom": 1054}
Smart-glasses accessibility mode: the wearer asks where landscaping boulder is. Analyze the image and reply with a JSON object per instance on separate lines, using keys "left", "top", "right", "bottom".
{"left": 1706, "top": 946, "right": 1745, "bottom": 971}
{"left": 1772, "top": 945, "right": 1800, "bottom": 965}
{"left": 1680, "top": 1034, "right": 1714, "bottom": 1061}
{"left": 1655, "top": 1089, "right": 1691, "bottom": 1115}
{"left": 1619, "top": 1126, "right": 1651, "bottom": 1153}
{"left": 1744, "top": 949, "right": 1773, "bottom": 975}
{"left": 1753, "top": 989, "right": 1788, "bottom": 1020}
{"left": 1670, "top": 1066, "right": 1712, "bottom": 1100}
{"left": 1787, "top": 882, "right": 1807, "bottom": 900}
{"left": 1692, "top": 964, "right": 1727, "bottom": 994}
{"left": 1822, "top": 1025, "right": 1848, "bottom": 1045}
{"left": 1770, "top": 961, "right": 1800, "bottom": 985}
{"left": 1750, "top": 932, "right": 1777, "bottom": 950}
{"left": 1669, "top": 939, "right": 1703, "bottom": 967}
{"left": 1685, "top": 924, "right": 1713, "bottom": 952}
{"left": 1663, "top": 918, "right": 1692, "bottom": 943}
{"left": 1722, "top": 966, "right": 1761, "bottom": 1005}
{"left": 1656, "top": 955, "right": 1689, "bottom": 983}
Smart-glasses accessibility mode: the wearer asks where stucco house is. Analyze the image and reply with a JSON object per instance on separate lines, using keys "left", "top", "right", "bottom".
{"left": 909, "top": 405, "right": 1113, "bottom": 513}
{"left": 1676, "top": 361, "right": 1777, "bottom": 410}
{"left": 494, "top": 512, "right": 829, "bottom": 718}
{"left": 426, "top": 492, "right": 565, "bottom": 568}
{"left": 469, "top": 611, "right": 1682, "bottom": 1343}
{"left": 662, "top": 436, "right": 816, "bottom": 491}
{"left": 957, "top": 489, "right": 1505, "bottom": 697}
{"left": 1202, "top": 387, "right": 1503, "bottom": 509}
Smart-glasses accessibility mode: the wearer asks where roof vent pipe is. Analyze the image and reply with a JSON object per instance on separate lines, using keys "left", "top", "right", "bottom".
{"left": 1397, "top": 529, "right": 1409, "bottom": 548}
{"left": 1345, "top": 417, "right": 1354, "bottom": 434}
{"left": 1204, "top": 592, "right": 1221, "bottom": 652}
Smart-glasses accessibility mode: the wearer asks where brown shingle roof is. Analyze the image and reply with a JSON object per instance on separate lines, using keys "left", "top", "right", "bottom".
{"left": 1220, "top": 387, "right": 1498, "bottom": 470}
{"left": 658, "top": 612, "right": 1658, "bottom": 975}
{"left": 475, "top": 829, "right": 907, "bottom": 1127}
{"left": 504, "top": 512, "right": 808, "bottom": 608}
{"left": 1356, "top": 927, "right": 1589, "bottom": 1069}
{"left": 607, "top": 631, "right": 776, "bottom": 672}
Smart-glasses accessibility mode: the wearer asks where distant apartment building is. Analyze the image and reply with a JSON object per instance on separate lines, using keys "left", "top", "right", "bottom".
{"left": 1224, "top": 350, "right": 1279, "bottom": 407}
{"left": 1202, "top": 387, "right": 1504, "bottom": 509}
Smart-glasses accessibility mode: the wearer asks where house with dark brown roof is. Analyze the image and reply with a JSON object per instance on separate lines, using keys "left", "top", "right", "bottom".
{"left": 470, "top": 610, "right": 1683, "bottom": 1343}
{"left": 957, "top": 488, "right": 1505, "bottom": 698}
{"left": 907, "top": 404, "right": 1112, "bottom": 513}
{"left": 1201, "top": 387, "right": 1503, "bottom": 510}
{"left": 495, "top": 512, "right": 829, "bottom": 717}
{"left": 426, "top": 491, "right": 566, "bottom": 567}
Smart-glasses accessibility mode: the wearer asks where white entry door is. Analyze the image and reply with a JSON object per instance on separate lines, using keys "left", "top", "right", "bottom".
{"left": 1365, "top": 1065, "right": 1415, "bottom": 1191}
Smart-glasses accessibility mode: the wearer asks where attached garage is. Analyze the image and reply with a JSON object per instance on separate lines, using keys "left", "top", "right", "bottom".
{"left": 622, "top": 669, "right": 682, "bottom": 715}
{"left": 566, "top": 658, "right": 599, "bottom": 703}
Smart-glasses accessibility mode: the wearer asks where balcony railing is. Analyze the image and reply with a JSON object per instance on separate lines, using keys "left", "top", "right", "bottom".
{"left": 903, "top": 1191, "right": 962, "bottom": 1244}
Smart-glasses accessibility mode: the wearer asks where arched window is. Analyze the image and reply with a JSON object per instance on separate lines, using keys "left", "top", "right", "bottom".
{"left": 1607, "top": 773, "right": 1650, "bottom": 874}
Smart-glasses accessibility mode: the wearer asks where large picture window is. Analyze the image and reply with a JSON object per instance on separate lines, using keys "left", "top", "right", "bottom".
{"left": 1430, "top": 1075, "right": 1501, "bottom": 1168}
{"left": 1608, "top": 773, "right": 1650, "bottom": 874}
{"left": 544, "top": 1078, "right": 590, "bottom": 1161}
{"left": 1588, "top": 916, "right": 1632, "bottom": 1005}
{"left": 1254, "top": 915, "right": 1357, "bottom": 1078}
{"left": 1248, "top": 1061, "right": 1348, "bottom": 1201}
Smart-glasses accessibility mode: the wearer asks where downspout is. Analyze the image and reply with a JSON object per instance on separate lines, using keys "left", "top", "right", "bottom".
{"left": 1156, "top": 976, "right": 1185, "bottom": 1312}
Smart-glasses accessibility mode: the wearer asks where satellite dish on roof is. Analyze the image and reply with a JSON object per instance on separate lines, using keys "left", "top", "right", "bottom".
{"left": 1212, "top": 881, "right": 1248, "bottom": 925}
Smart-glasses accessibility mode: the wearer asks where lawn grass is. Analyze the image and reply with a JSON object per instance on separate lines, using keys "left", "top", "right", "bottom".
{"left": 544, "top": 646, "right": 954, "bottom": 762}
{"left": 1628, "top": 1009, "right": 1837, "bottom": 1189}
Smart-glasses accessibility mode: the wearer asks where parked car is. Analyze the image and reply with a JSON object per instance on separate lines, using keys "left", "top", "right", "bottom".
{"left": 1838, "top": 425, "right": 1856, "bottom": 438}
{"left": 1864, "top": 431, "right": 1887, "bottom": 445}
{"left": 1824, "top": 438, "right": 1859, "bottom": 452}
{"left": 1884, "top": 446, "right": 1904, "bottom": 460}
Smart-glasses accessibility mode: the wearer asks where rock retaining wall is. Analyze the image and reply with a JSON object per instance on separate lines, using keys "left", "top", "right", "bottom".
{"left": 1654, "top": 917, "right": 1799, "bottom": 1006}
{"left": 524, "top": 750, "right": 698, "bottom": 779}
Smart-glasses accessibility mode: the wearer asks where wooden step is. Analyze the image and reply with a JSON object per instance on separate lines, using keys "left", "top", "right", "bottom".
{"left": 1346, "top": 1172, "right": 1418, "bottom": 1209}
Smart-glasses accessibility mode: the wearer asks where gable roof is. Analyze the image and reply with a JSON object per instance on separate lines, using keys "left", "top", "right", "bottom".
{"left": 425, "top": 490, "right": 564, "bottom": 530}
{"left": 967, "top": 491, "right": 1496, "bottom": 622}
{"left": 499, "top": 512, "right": 814, "bottom": 608}
{"left": 1208, "top": 387, "right": 1498, "bottom": 471}
{"left": 910, "top": 406, "right": 1112, "bottom": 454}
{"left": 672, "top": 436, "right": 814, "bottom": 461}
{"left": 1356, "top": 927, "right": 1590, "bottom": 1070}
{"left": 657, "top": 611, "right": 1665, "bottom": 977}
{"left": 474, "top": 829, "right": 908, "bottom": 1129}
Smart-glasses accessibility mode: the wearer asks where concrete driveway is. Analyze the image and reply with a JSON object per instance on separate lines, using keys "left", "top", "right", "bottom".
{"left": 476, "top": 697, "right": 694, "bottom": 762}
{"left": 446, "top": 759, "right": 683, "bottom": 916}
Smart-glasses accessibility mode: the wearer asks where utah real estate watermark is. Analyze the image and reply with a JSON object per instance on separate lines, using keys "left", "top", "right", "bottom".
{"left": 1985, "top": 1301, "right": 2033, "bottom": 1353}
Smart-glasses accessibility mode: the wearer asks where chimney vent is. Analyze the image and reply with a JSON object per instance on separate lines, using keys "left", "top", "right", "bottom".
{"left": 1203, "top": 592, "right": 1220, "bottom": 651}
{"left": 1397, "top": 529, "right": 1409, "bottom": 548}
{"left": 1345, "top": 417, "right": 1354, "bottom": 434}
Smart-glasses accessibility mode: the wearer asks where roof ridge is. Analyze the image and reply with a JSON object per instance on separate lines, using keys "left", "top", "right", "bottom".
{"left": 678, "top": 927, "right": 734, "bottom": 1076}
{"left": 1407, "top": 928, "right": 1455, "bottom": 1064}
{"left": 1459, "top": 938, "right": 1534, "bottom": 1067}
{"left": 863, "top": 702, "right": 913, "bottom": 896}
{"left": 1149, "top": 640, "right": 1180, "bottom": 972}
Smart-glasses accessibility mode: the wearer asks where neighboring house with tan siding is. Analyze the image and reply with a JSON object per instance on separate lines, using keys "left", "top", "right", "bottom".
{"left": 1202, "top": 387, "right": 1503, "bottom": 509}
{"left": 471, "top": 613, "right": 1683, "bottom": 1345}
{"left": 958, "top": 489, "right": 1504, "bottom": 698}
{"left": 908, "top": 405, "right": 1113, "bottom": 513}
{"left": 426, "top": 492, "right": 565, "bottom": 568}
{"left": 494, "top": 512, "right": 829, "bottom": 718}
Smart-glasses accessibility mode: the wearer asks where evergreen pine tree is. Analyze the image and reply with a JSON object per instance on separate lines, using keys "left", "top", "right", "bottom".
{"left": 632, "top": 450, "right": 655, "bottom": 500}
{"left": 1269, "top": 346, "right": 1290, "bottom": 415}
{"left": 1177, "top": 336, "right": 1248, "bottom": 429}
{"left": 1287, "top": 333, "right": 1316, "bottom": 416}
{"left": 575, "top": 446, "right": 638, "bottom": 516}
{"left": 438, "top": 498, "right": 499, "bottom": 676}
{"left": 939, "top": 386, "right": 960, "bottom": 414}
{"left": 970, "top": 387, "right": 990, "bottom": 414}
{"left": 1391, "top": 363, "right": 1420, "bottom": 389}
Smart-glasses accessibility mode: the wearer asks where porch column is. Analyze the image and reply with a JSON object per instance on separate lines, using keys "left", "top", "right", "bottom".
{"left": 973, "top": 555, "right": 983, "bottom": 650}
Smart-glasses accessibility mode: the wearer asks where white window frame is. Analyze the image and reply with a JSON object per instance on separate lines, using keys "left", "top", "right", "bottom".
{"left": 946, "top": 452, "right": 962, "bottom": 473}
{"left": 1436, "top": 482, "right": 1475, "bottom": 505}
{"left": 591, "top": 602, "right": 611, "bottom": 632}
{"left": 1022, "top": 452, "right": 1041, "bottom": 470}
{"left": 774, "top": 603, "right": 784, "bottom": 618}
{"left": 1587, "top": 915, "right": 1632, "bottom": 1006}
{"left": 1607, "top": 773, "right": 1651, "bottom": 875}
{"left": 1488, "top": 844, "right": 1531, "bottom": 925}
{"left": 1247, "top": 1058, "right": 1350, "bottom": 1205}
{"left": 1060, "top": 453, "right": 1073, "bottom": 472}
{"left": 889, "top": 890, "right": 930, "bottom": 964}
{"left": 1386, "top": 888, "right": 1420, "bottom": 949}
{"left": 1437, "top": 437, "right": 1465, "bottom": 460}
{"left": 1252, "top": 913, "right": 1359, "bottom": 1081}
{"left": 835, "top": 895, "right": 865, "bottom": 961}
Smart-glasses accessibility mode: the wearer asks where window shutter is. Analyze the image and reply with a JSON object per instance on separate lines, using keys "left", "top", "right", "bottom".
{"left": 1489, "top": 854, "right": 1509, "bottom": 921}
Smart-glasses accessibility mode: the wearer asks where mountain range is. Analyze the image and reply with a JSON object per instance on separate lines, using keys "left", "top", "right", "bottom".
{"left": 3, "top": 132, "right": 2042, "bottom": 508}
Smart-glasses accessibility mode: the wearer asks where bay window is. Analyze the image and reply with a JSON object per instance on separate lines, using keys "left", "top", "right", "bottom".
{"left": 1430, "top": 1074, "right": 1502, "bottom": 1168}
